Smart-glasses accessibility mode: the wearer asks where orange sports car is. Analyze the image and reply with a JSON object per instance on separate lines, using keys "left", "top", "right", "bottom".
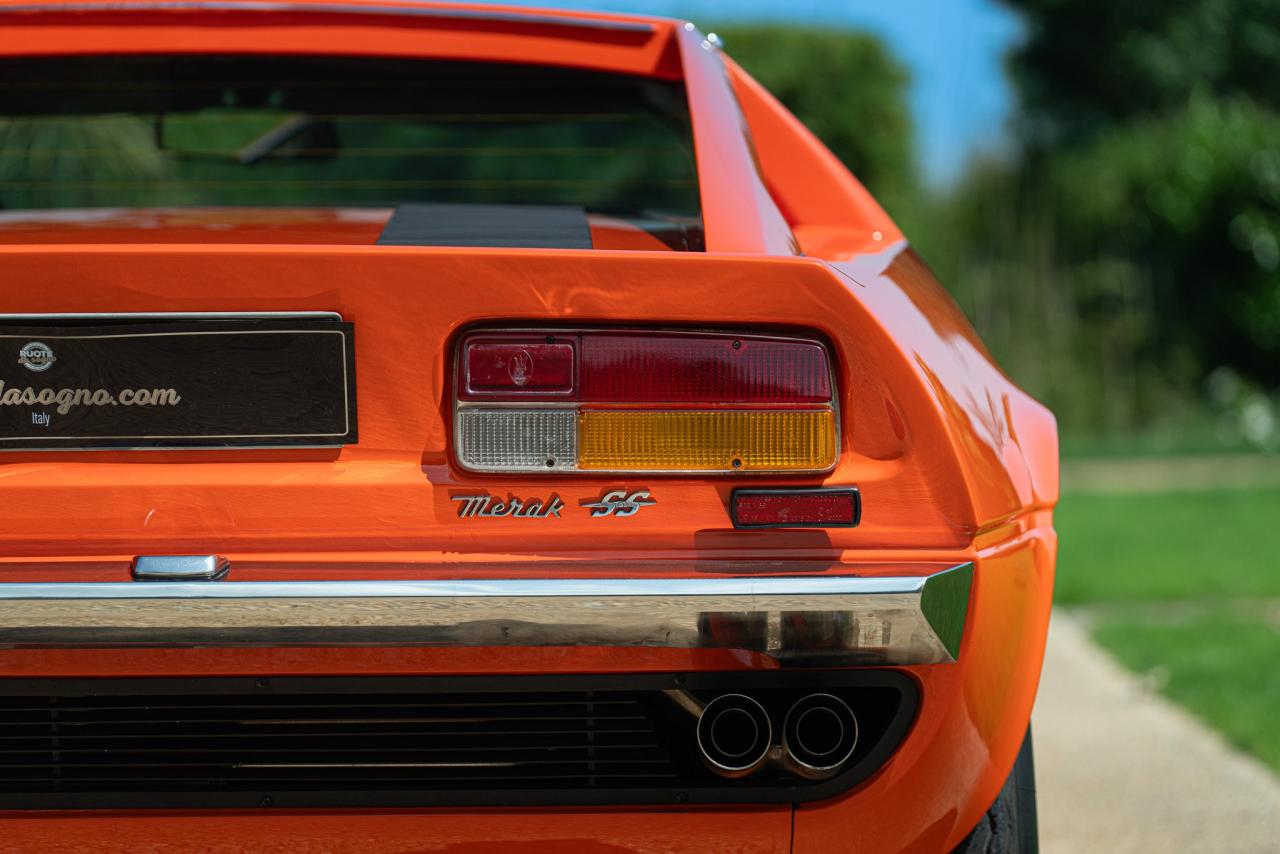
{"left": 0, "top": 3, "right": 1058, "bottom": 852}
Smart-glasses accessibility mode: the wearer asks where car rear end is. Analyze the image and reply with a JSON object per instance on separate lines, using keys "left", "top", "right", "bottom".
{"left": 0, "top": 4, "right": 1058, "bottom": 851}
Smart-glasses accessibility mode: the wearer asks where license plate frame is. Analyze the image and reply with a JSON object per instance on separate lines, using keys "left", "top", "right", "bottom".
{"left": 0, "top": 314, "right": 357, "bottom": 450}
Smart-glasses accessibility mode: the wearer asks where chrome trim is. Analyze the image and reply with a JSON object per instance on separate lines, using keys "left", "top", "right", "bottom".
{"left": 0, "top": 563, "right": 974, "bottom": 665}
{"left": 132, "top": 555, "right": 230, "bottom": 582}
{"left": 695, "top": 693, "right": 771, "bottom": 777}
{"left": 0, "top": 312, "right": 341, "bottom": 322}
{"left": 919, "top": 560, "right": 973, "bottom": 659}
{"left": 0, "top": 443, "right": 345, "bottom": 452}
{"left": 780, "top": 693, "right": 858, "bottom": 779}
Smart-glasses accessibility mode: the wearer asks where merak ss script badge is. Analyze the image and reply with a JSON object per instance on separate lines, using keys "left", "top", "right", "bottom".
{"left": 580, "top": 489, "right": 656, "bottom": 518}
{"left": 452, "top": 493, "right": 564, "bottom": 519}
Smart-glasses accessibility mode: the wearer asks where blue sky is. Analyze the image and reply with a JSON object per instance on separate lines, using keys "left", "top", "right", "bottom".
{"left": 489, "top": 0, "right": 1024, "bottom": 185}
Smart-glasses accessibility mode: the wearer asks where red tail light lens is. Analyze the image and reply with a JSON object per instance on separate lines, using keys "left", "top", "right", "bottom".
{"left": 454, "top": 329, "right": 839, "bottom": 474}
{"left": 580, "top": 334, "right": 831, "bottom": 404}
{"left": 732, "top": 488, "right": 861, "bottom": 528}
{"left": 462, "top": 338, "right": 576, "bottom": 398}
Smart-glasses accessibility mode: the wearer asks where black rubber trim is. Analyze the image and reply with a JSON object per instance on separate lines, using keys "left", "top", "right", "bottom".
{"left": 731, "top": 487, "right": 861, "bottom": 529}
{"left": 377, "top": 203, "right": 593, "bottom": 249}
{"left": 0, "top": 670, "right": 918, "bottom": 810}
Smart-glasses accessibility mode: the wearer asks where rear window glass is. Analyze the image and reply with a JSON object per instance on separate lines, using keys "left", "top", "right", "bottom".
{"left": 0, "top": 56, "right": 701, "bottom": 225}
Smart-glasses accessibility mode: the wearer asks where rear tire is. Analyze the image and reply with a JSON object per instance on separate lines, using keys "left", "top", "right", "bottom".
{"left": 953, "top": 727, "right": 1038, "bottom": 854}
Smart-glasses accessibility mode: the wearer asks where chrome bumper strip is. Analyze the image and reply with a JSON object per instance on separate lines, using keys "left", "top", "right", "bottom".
{"left": 0, "top": 564, "right": 973, "bottom": 665}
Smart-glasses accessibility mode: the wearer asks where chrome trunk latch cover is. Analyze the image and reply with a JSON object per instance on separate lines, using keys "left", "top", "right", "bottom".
{"left": 131, "top": 555, "right": 230, "bottom": 582}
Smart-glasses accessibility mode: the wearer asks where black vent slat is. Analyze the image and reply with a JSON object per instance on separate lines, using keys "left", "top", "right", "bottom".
{"left": 0, "top": 739, "right": 663, "bottom": 756}
{"left": 0, "top": 728, "right": 654, "bottom": 742}
{"left": 2, "top": 715, "right": 647, "bottom": 727}
{"left": 0, "top": 773, "right": 683, "bottom": 787}
{"left": 0, "top": 727, "right": 655, "bottom": 741}
{"left": 2, "top": 757, "right": 672, "bottom": 770}
{"left": 6, "top": 701, "right": 645, "bottom": 717}
{"left": 0, "top": 747, "right": 665, "bottom": 759}
{"left": 3, "top": 705, "right": 647, "bottom": 716}
{"left": 375, "top": 203, "right": 594, "bottom": 249}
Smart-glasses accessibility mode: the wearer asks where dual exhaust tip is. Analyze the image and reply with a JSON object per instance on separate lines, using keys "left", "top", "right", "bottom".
{"left": 695, "top": 692, "right": 858, "bottom": 780}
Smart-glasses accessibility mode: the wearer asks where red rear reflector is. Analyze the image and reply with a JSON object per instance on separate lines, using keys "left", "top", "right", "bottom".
{"left": 462, "top": 339, "right": 576, "bottom": 398}
{"left": 580, "top": 334, "right": 831, "bottom": 404}
{"left": 732, "top": 488, "right": 860, "bottom": 529}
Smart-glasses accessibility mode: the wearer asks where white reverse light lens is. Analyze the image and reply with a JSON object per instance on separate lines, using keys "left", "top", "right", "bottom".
{"left": 457, "top": 409, "right": 577, "bottom": 472}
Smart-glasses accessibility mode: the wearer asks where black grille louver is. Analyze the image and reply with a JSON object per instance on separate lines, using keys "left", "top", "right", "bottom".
{"left": 0, "top": 673, "right": 916, "bottom": 808}
{"left": 2, "top": 692, "right": 678, "bottom": 791}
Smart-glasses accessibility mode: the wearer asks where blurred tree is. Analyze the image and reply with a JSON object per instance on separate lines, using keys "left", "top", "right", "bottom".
{"left": 1051, "top": 96, "right": 1280, "bottom": 380}
{"left": 717, "top": 26, "right": 917, "bottom": 205}
{"left": 899, "top": 1, "right": 1280, "bottom": 443}
{"left": 1002, "top": 0, "right": 1280, "bottom": 142}
{"left": 920, "top": 98, "right": 1280, "bottom": 435}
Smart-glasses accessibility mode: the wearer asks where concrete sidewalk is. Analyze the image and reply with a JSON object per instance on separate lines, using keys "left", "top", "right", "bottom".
{"left": 1062, "top": 453, "right": 1280, "bottom": 492}
{"left": 1034, "top": 612, "right": 1280, "bottom": 853}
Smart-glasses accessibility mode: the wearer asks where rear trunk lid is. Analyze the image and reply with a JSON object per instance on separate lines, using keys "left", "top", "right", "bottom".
{"left": 0, "top": 243, "right": 972, "bottom": 577}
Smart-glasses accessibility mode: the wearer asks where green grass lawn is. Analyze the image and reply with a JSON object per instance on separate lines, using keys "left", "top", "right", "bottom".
{"left": 1055, "top": 487, "right": 1280, "bottom": 603}
{"left": 1054, "top": 482, "right": 1280, "bottom": 773}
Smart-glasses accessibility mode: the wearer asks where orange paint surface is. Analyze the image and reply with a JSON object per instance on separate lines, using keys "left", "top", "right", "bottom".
{"left": 0, "top": 807, "right": 793, "bottom": 853}
{"left": 0, "top": 3, "right": 1058, "bottom": 850}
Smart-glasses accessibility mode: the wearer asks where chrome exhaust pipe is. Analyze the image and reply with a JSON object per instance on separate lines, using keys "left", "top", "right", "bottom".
{"left": 781, "top": 693, "right": 858, "bottom": 779}
{"left": 695, "top": 694, "right": 772, "bottom": 778}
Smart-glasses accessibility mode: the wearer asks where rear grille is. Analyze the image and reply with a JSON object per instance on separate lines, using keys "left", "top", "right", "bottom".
{"left": 0, "top": 673, "right": 916, "bottom": 809}
{"left": 1, "top": 693, "right": 673, "bottom": 791}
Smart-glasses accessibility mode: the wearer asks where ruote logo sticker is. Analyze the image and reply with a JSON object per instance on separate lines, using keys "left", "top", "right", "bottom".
{"left": 17, "top": 342, "right": 55, "bottom": 372}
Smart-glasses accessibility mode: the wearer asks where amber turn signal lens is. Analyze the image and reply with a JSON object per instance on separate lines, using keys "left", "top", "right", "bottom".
{"left": 577, "top": 409, "right": 837, "bottom": 472}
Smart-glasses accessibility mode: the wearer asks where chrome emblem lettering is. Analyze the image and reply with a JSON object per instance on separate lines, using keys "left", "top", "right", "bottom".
{"left": 581, "top": 489, "right": 656, "bottom": 518}
{"left": 17, "top": 342, "right": 55, "bottom": 373}
{"left": 508, "top": 349, "right": 533, "bottom": 386}
{"left": 453, "top": 493, "right": 564, "bottom": 519}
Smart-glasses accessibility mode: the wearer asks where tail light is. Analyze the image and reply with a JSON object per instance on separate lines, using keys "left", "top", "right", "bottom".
{"left": 454, "top": 329, "right": 838, "bottom": 474}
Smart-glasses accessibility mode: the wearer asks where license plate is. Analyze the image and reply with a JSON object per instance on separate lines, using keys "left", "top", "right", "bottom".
{"left": 0, "top": 317, "right": 356, "bottom": 449}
